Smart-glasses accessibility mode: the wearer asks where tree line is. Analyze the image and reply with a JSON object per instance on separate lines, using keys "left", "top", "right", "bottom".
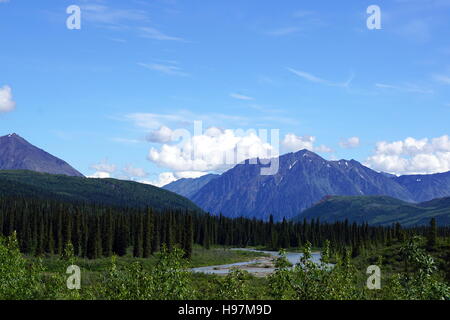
{"left": 0, "top": 196, "right": 448, "bottom": 259}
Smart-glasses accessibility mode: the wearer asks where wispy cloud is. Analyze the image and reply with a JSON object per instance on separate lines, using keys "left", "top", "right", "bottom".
{"left": 292, "top": 10, "right": 315, "bottom": 18}
{"left": 432, "top": 74, "right": 450, "bottom": 85}
{"left": 375, "top": 82, "right": 433, "bottom": 94}
{"left": 79, "top": 3, "right": 185, "bottom": 42}
{"left": 138, "top": 62, "right": 189, "bottom": 77}
{"left": 230, "top": 93, "right": 254, "bottom": 101}
{"left": 112, "top": 137, "right": 142, "bottom": 144}
{"left": 396, "top": 19, "right": 432, "bottom": 43}
{"left": 81, "top": 4, "right": 149, "bottom": 25}
{"left": 139, "top": 27, "right": 184, "bottom": 41}
{"left": 287, "top": 68, "right": 353, "bottom": 88}
{"left": 267, "top": 27, "right": 300, "bottom": 36}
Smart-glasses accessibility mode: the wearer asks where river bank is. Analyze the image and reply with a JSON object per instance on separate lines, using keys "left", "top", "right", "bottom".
{"left": 192, "top": 248, "right": 322, "bottom": 277}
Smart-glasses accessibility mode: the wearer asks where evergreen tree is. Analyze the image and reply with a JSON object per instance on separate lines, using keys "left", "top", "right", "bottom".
{"left": 143, "top": 209, "right": 153, "bottom": 258}
{"left": 427, "top": 218, "right": 438, "bottom": 251}
{"left": 183, "top": 215, "right": 193, "bottom": 259}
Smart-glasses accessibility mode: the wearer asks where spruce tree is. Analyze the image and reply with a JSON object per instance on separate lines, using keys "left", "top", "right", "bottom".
{"left": 427, "top": 218, "right": 438, "bottom": 250}
{"left": 183, "top": 215, "right": 193, "bottom": 259}
{"left": 143, "top": 210, "right": 153, "bottom": 258}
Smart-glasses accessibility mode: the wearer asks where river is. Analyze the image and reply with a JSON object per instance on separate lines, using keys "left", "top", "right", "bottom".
{"left": 192, "top": 248, "right": 322, "bottom": 276}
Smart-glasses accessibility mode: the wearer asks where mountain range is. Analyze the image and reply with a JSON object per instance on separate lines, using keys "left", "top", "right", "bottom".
{"left": 163, "top": 174, "right": 219, "bottom": 199}
{"left": 3, "top": 132, "right": 450, "bottom": 225}
{"left": 164, "top": 150, "right": 450, "bottom": 221}
{"left": 0, "top": 133, "right": 83, "bottom": 177}
{"left": 293, "top": 195, "right": 450, "bottom": 227}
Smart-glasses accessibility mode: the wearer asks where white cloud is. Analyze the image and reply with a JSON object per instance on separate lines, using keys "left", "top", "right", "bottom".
{"left": 230, "top": 93, "right": 254, "bottom": 101}
{"left": 0, "top": 85, "right": 16, "bottom": 113}
{"left": 141, "top": 172, "right": 177, "bottom": 187}
{"left": 138, "top": 62, "right": 188, "bottom": 76}
{"left": 148, "top": 127, "right": 278, "bottom": 173}
{"left": 340, "top": 137, "right": 360, "bottom": 149}
{"left": 125, "top": 112, "right": 187, "bottom": 130}
{"left": 365, "top": 135, "right": 450, "bottom": 175}
{"left": 123, "top": 165, "right": 147, "bottom": 178}
{"left": 287, "top": 68, "right": 353, "bottom": 88}
{"left": 140, "top": 171, "right": 208, "bottom": 188}
{"left": 314, "top": 145, "right": 334, "bottom": 153}
{"left": 88, "top": 160, "right": 116, "bottom": 178}
{"left": 88, "top": 171, "right": 112, "bottom": 179}
{"left": 175, "top": 171, "right": 209, "bottom": 179}
{"left": 89, "top": 160, "right": 150, "bottom": 180}
{"left": 282, "top": 134, "right": 315, "bottom": 152}
{"left": 91, "top": 159, "right": 117, "bottom": 174}
{"left": 147, "top": 126, "right": 174, "bottom": 143}
{"left": 282, "top": 133, "right": 332, "bottom": 153}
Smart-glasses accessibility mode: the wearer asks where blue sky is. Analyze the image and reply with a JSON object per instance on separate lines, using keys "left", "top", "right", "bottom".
{"left": 1, "top": 0, "right": 450, "bottom": 185}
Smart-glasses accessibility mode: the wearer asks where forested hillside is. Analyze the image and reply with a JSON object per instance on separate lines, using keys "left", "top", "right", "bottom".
{"left": 294, "top": 195, "right": 450, "bottom": 226}
{"left": 0, "top": 170, "right": 201, "bottom": 212}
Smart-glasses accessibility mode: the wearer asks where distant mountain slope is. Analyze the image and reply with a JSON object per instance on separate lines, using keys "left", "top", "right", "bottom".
{"left": 0, "top": 170, "right": 202, "bottom": 212}
{"left": 293, "top": 195, "right": 450, "bottom": 226}
{"left": 0, "top": 133, "right": 83, "bottom": 177}
{"left": 190, "top": 150, "right": 416, "bottom": 221}
{"left": 395, "top": 171, "right": 450, "bottom": 202}
{"left": 163, "top": 174, "right": 219, "bottom": 198}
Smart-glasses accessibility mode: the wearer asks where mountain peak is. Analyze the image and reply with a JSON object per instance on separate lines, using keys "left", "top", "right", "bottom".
{"left": 4, "top": 133, "right": 19, "bottom": 138}
{"left": 0, "top": 133, "right": 84, "bottom": 177}
{"left": 292, "top": 149, "right": 323, "bottom": 159}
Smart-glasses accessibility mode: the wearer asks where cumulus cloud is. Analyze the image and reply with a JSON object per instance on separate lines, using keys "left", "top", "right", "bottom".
{"left": 141, "top": 172, "right": 177, "bottom": 187}
{"left": 147, "top": 126, "right": 174, "bottom": 143}
{"left": 122, "top": 165, "right": 147, "bottom": 178}
{"left": 0, "top": 85, "right": 16, "bottom": 113}
{"left": 148, "top": 127, "right": 278, "bottom": 173}
{"left": 141, "top": 171, "right": 208, "bottom": 188}
{"left": 282, "top": 134, "right": 314, "bottom": 152}
{"left": 365, "top": 135, "right": 450, "bottom": 175}
{"left": 88, "top": 159, "right": 117, "bottom": 179}
{"left": 340, "top": 137, "right": 360, "bottom": 149}
{"left": 282, "top": 134, "right": 332, "bottom": 153}
{"left": 90, "top": 160, "right": 117, "bottom": 174}
{"left": 88, "top": 171, "right": 112, "bottom": 179}
{"left": 89, "top": 160, "right": 149, "bottom": 180}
